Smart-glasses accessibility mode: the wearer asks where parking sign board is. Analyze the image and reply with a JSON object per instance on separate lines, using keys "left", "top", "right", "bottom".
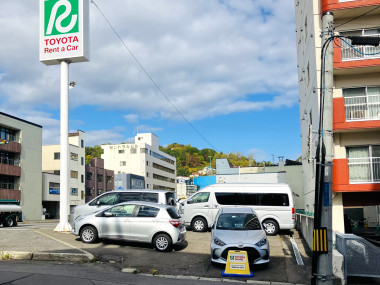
{"left": 40, "top": 0, "right": 89, "bottom": 65}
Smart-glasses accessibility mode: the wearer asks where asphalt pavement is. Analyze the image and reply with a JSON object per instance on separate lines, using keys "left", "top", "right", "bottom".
{"left": 0, "top": 221, "right": 312, "bottom": 284}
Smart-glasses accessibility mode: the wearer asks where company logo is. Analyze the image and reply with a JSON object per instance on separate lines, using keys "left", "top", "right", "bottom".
{"left": 44, "top": 0, "right": 79, "bottom": 36}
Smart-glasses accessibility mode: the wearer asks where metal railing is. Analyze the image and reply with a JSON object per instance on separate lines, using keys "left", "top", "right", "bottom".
{"left": 0, "top": 157, "right": 20, "bottom": 167}
{"left": 335, "top": 233, "right": 380, "bottom": 283}
{"left": 348, "top": 157, "right": 380, "bottom": 183}
{"left": 341, "top": 36, "right": 380, "bottom": 61}
{"left": 344, "top": 95, "right": 380, "bottom": 121}
{"left": 0, "top": 182, "right": 20, "bottom": 190}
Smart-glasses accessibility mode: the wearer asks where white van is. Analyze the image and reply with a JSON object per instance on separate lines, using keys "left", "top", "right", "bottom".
{"left": 179, "top": 183, "right": 295, "bottom": 236}
{"left": 70, "top": 190, "right": 176, "bottom": 225}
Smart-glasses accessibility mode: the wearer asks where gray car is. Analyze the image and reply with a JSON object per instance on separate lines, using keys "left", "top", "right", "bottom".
{"left": 211, "top": 207, "right": 270, "bottom": 265}
{"left": 72, "top": 201, "right": 186, "bottom": 252}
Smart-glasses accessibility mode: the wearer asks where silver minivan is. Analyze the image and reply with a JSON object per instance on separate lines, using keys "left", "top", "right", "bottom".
{"left": 70, "top": 190, "right": 176, "bottom": 225}
{"left": 179, "top": 183, "right": 295, "bottom": 236}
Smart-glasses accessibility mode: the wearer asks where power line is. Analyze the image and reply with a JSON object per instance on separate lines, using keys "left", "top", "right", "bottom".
{"left": 90, "top": 0, "right": 219, "bottom": 151}
{"left": 335, "top": 5, "right": 380, "bottom": 28}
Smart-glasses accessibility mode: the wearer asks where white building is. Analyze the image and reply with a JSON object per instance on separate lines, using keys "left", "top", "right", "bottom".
{"left": 101, "top": 133, "right": 176, "bottom": 191}
{"left": 42, "top": 130, "right": 86, "bottom": 214}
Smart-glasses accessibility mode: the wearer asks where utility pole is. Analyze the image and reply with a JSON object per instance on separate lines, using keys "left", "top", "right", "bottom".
{"left": 312, "top": 11, "right": 334, "bottom": 284}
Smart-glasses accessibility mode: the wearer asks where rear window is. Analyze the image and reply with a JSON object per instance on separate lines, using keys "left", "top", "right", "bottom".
{"left": 166, "top": 207, "right": 181, "bottom": 219}
{"left": 215, "top": 192, "right": 289, "bottom": 206}
{"left": 165, "top": 192, "right": 176, "bottom": 206}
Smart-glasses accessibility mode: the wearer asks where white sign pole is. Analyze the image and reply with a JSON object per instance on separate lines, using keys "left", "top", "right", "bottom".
{"left": 54, "top": 60, "right": 71, "bottom": 232}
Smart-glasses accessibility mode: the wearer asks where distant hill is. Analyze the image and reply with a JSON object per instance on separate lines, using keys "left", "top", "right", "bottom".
{"left": 85, "top": 143, "right": 266, "bottom": 177}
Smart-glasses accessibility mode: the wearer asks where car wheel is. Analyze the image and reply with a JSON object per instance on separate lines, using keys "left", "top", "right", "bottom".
{"left": 192, "top": 217, "right": 207, "bottom": 232}
{"left": 80, "top": 226, "right": 98, "bottom": 243}
{"left": 154, "top": 233, "right": 172, "bottom": 252}
{"left": 4, "top": 217, "right": 16, "bottom": 227}
{"left": 263, "top": 219, "right": 279, "bottom": 236}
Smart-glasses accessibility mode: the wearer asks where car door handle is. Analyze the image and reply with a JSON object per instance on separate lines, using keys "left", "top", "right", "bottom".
{"left": 204, "top": 205, "right": 209, "bottom": 208}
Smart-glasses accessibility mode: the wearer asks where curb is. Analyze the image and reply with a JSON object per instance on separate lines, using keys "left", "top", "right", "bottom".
{"left": 122, "top": 269, "right": 307, "bottom": 285}
{"left": 0, "top": 251, "right": 94, "bottom": 262}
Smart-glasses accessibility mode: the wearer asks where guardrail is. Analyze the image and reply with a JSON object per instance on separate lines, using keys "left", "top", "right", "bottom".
{"left": 335, "top": 233, "right": 380, "bottom": 283}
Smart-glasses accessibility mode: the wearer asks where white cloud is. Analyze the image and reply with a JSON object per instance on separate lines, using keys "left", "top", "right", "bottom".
{"left": 0, "top": 0, "right": 298, "bottom": 122}
{"left": 85, "top": 128, "right": 126, "bottom": 146}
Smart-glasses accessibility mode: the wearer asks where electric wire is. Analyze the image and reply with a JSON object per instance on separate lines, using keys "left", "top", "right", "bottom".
{"left": 338, "top": 36, "right": 380, "bottom": 56}
{"left": 90, "top": 0, "right": 219, "bottom": 151}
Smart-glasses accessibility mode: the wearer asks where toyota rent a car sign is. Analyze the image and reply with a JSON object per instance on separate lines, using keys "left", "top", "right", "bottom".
{"left": 40, "top": 0, "right": 89, "bottom": 65}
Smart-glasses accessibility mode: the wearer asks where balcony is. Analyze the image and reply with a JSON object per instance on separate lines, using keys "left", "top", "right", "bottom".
{"left": 0, "top": 188, "right": 21, "bottom": 200}
{"left": 0, "top": 156, "right": 21, "bottom": 176}
{"left": 333, "top": 97, "right": 380, "bottom": 131}
{"left": 333, "top": 158, "right": 380, "bottom": 192}
{"left": 322, "top": 0, "right": 380, "bottom": 16}
{"left": 0, "top": 140, "right": 21, "bottom": 153}
{"left": 333, "top": 32, "right": 380, "bottom": 74}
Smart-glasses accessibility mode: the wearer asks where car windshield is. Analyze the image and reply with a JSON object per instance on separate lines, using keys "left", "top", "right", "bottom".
{"left": 216, "top": 213, "right": 261, "bottom": 230}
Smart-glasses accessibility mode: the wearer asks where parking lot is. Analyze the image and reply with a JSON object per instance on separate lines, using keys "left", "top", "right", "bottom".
{"left": 0, "top": 222, "right": 311, "bottom": 284}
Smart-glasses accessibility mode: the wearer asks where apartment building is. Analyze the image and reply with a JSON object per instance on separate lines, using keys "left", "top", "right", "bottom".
{"left": 0, "top": 112, "right": 42, "bottom": 221}
{"left": 42, "top": 130, "right": 86, "bottom": 214}
{"left": 85, "top": 158, "right": 114, "bottom": 202}
{"left": 101, "top": 133, "right": 176, "bottom": 192}
{"left": 295, "top": 0, "right": 380, "bottom": 237}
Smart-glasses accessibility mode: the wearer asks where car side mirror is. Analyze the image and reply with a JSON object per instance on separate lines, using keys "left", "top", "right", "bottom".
{"left": 187, "top": 199, "right": 193, "bottom": 204}
{"left": 104, "top": 211, "right": 114, "bottom": 217}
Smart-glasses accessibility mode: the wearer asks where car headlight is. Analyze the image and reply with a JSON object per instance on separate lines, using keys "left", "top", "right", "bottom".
{"left": 255, "top": 237, "right": 267, "bottom": 247}
{"left": 214, "top": 237, "right": 226, "bottom": 247}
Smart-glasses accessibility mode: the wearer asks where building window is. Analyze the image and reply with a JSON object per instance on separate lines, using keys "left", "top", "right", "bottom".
{"left": 146, "top": 172, "right": 149, "bottom": 177}
{"left": 130, "top": 148, "right": 136, "bottom": 154}
{"left": 118, "top": 150, "right": 125, "bottom": 154}
{"left": 70, "top": 171, "right": 78, "bottom": 179}
{"left": 347, "top": 145, "right": 380, "bottom": 183}
{"left": 81, "top": 174, "right": 84, "bottom": 183}
{"left": 140, "top": 148, "right": 148, "bottom": 154}
{"left": 81, "top": 157, "right": 84, "bottom": 165}
{"left": 0, "top": 126, "right": 17, "bottom": 142}
{"left": 340, "top": 28, "right": 380, "bottom": 61}
{"left": 120, "top": 161, "right": 126, "bottom": 166}
{"left": 71, "top": 188, "right": 78, "bottom": 195}
{"left": 106, "top": 176, "right": 112, "bottom": 184}
{"left": 81, "top": 139, "right": 84, "bottom": 148}
{"left": 87, "top": 172, "right": 93, "bottom": 180}
{"left": 153, "top": 162, "right": 175, "bottom": 174}
{"left": 343, "top": 86, "right": 380, "bottom": 121}
{"left": 98, "top": 189, "right": 103, "bottom": 195}
{"left": 86, "top": 187, "right": 93, "bottom": 196}
{"left": 54, "top": 170, "right": 60, "bottom": 175}
{"left": 70, "top": 152, "right": 78, "bottom": 161}
{"left": 152, "top": 151, "right": 175, "bottom": 165}
{"left": 153, "top": 173, "right": 175, "bottom": 183}
{"left": 54, "top": 152, "right": 60, "bottom": 160}
{"left": 49, "top": 182, "right": 60, "bottom": 195}
{"left": 97, "top": 174, "right": 103, "bottom": 182}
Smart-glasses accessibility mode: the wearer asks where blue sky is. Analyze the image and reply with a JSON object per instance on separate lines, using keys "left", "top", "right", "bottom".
{"left": 0, "top": 0, "right": 300, "bottom": 162}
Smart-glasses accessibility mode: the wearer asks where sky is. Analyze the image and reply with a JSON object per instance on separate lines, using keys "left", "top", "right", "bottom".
{"left": 0, "top": 0, "right": 300, "bottom": 162}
